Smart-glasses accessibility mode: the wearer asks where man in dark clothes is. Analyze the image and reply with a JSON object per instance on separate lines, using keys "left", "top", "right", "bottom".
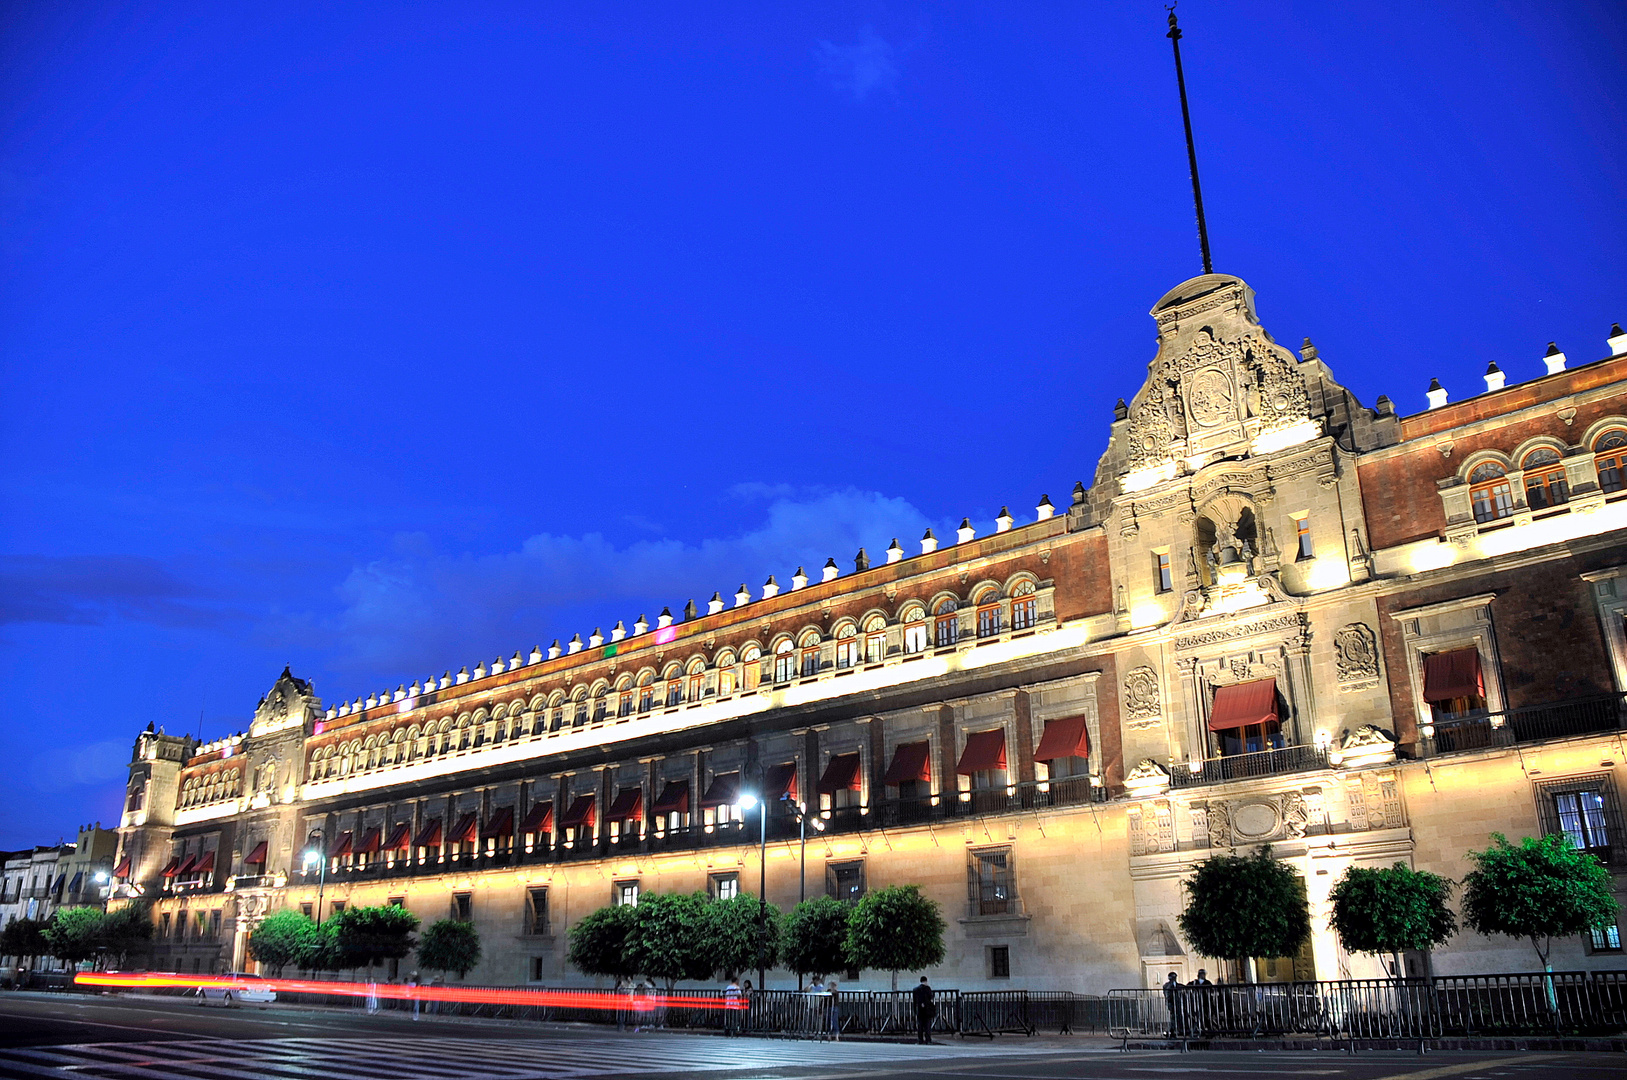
{"left": 912, "top": 976, "right": 936, "bottom": 1044}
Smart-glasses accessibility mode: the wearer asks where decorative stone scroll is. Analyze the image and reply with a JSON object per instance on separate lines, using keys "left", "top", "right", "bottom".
{"left": 1333, "top": 622, "right": 1380, "bottom": 691}
{"left": 1122, "top": 667, "right": 1162, "bottom": 728}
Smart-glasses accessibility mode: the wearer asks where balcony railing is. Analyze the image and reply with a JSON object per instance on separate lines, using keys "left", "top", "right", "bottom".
{"left": 1170, "top": 744, "right": 1332, "bottom": 788}
{"left": 1426, "top": 692, "right": 1626, "bottom": 756}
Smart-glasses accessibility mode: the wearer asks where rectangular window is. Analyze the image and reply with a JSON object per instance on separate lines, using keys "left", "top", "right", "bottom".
{"left": 527, "top": 887, "right": 549, "bottom": 935}
{"left": 451, "top": 892, "right": 472, "bottom": 922}
{"left": 935, "top": 613, "right": 958, "bottom": 648}
{"left": 1296, "top": 517, "right": 1314, "bottom": 560}
{"left": 1010, "top": 597, "right": 1036, "bottom": 631}
{"left": 710, "top": 872, "right": 740, "bottom": 901}
{"left": 1154, "top": 551, "right": 1173, "bottom": 593}
{"left": 801, "top": 648, "right": 820, "bottom": 678}
{"left": 638, "top": 686, "right": 654, "bottom": 713}
{"left": 330, "top": 901, "right": 345, "bottom": 918}
{"left": 613, "top": 880, "right": 640, "bottom": 907}
{"left": 969, "top": 847, "right": 1015, "bottom": 916}
{"left": 618, "top": 692, "right": 633, "bottom": 717}
{"left": 827, "top": 860, "right": 865, "bottom": 904}
{"left": 990, "top": 945, "right": 1011, "bottom": 979}
{"left": 689, "top": 673, "right": 705, "bottom": 701}
{"left": 530, "top": 956, "right": 546, "bottom": 981}
{"left": 388, "top": 895, "right": 405, "bottom": 908}
{"left": 718, "top": 668, "right": 737, "bottom": 696}
{"left": 977, "top": 605, "right": 1002, "bottom": 639}
{"left": 1590, "top": 923, "right": 1622, "bottom": 952}
{"left": 904, "top": 623, "right": 928, "bottom": 654}
{"left": 1554, "top": 789, "right": 1613, "bottom": 863}
{"left": 209, "top": 910, "right": 221, "bottom": 939}
{"left": 299, "top": 903, "right": 312, "bottom": 919}
{"left": 835, "top": 638, "right": 860, "bottom": 669}
{"left": 667, "top": 681, "right": 683, "bottom": 707}
{"left": 774, "top": 651, "right": 796, "bottom": 684}
{"left": 866, "top": 630, "right": 887, "bottom": 663}
{"left": 160, "top": 912, "right": 171, "bottom": 937}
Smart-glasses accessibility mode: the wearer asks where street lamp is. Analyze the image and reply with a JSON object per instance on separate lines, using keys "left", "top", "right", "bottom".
{"left": 780, "top": 796, "right": 825, "bottom": 904}
{"left": 303, "top": 831, "right": 328, "bottom": 925}
{"left": 735, "top": 791, "right": 768, "bottom": 990}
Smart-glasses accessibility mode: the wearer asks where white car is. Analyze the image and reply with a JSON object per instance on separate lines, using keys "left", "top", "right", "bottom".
{"left": 195, "top": 972, "right": 276, "bottom": 1007}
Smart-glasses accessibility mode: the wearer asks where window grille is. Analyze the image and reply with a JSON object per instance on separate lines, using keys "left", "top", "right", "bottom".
{"left": 968, "top": 847, "right": 1015, "bottom": 916}
{"left": 451, "top": 892, "right": 472, "bottom": 922}
{"left": 1536, "top": 774, "right": 1622, "bottom": 865}
{"left": 826, "top": 860, "right": 865, "bottom": 904}
{"left": 527, "top": 887, "right": 549, "bottom": 935}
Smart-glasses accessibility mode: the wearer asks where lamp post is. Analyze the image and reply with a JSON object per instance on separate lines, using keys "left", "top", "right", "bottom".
{"left": 736, "top": 792, "right": 768, "bottom": 990}
{"left": 780, "top": 795, "right": 825, "bottom": 904}
{"left": 303, "top": 831, "right": 328, "bottom": 925}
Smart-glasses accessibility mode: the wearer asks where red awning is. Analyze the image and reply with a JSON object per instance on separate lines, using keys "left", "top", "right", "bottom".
{"left": 383, "top": 823, "right": 412, "bottom": 851}
{"left": 413, "top": 818, "right": 442, "bottom": 848}
{"left": 448, "top": 813, "right": 478, "bottom": 845}
{"left": 764, "top": 762, "right": 798, "bottom": 802}
{"left": 112, "top": 857, "right": 132, "bottom": 878}
{"left": 193, "top": 850, "right": 215, "bottom": 874}
{"left": 606, "top": 788, "right": 643, "bottom": 822}
{"left": 483, "top": 807, "right": 514, "bottom": 839}
{"left": 560, "top": 795, "right": 596, "bottom": 829}
{"left": 327, "top": 831, "right": 354, "bottom": 859}
{"left": 882, "top": 742, "right": 932, "bottom": 785}
{"left": 243, "top": 842, "right": 268, "bottom": 866}
{"left": 1423, "top": 648, "right": 1484, "bottom": 703}
{"left": 355, "top": 827, "right": 382, "bottom": 856}
{"left": 175, "top": 854, "right": 198, "bottom": 875}
{"left": 699, "top": 773, "right": 739, "bottom": 809}
{"left": 160, "top": 857, "right": 180, "bottom": 877}
{"left": 817, "top": 753, "right": 862, "bottom": 794}
{"left": 520, "top": 802, "right": 554, "bottom": 835}
{"left": 651, "top": 781, "right": 689, "bottom": 815}
{"left": 1209, "top": 678, "right": 1280, "bottom": 731}
{"left": 1034, "top": 716, "right": 1091, "bottom": 762}
{"left": 956, "top": 729, "right": 1007, "bottom": 775}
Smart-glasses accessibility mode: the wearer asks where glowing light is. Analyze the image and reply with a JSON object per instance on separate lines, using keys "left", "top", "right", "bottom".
{"left": 652, "top": 626, "right": 677, "bottom": 645}
{"left": 1407, "top": 544, "right": 1457, "bottom": 574}
{"left": 1130, "top": 602, "right": 1167, "bottom": 630}
{"left": 1251, "top": 418, "right": 1322, "bottom": 456}
{"left": 303, "top": 850, "right": 320, "bottom": 868}
{"left": 736, "top": 793, "right": 759, "bottom": 810}
{"left": 396, "top": 698, "right": 417, "bottom": 715}
{"left": 1121, "top": 461, "right": 1178, "bottom": 494}
{"left": 1305, "top": 558, "right": 1352, "bottom": 592}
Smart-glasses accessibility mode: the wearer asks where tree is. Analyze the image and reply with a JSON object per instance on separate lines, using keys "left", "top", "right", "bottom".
{"left": 1462, "top": 832, "right": 1619, "bottom": 977}
{"left": 248, "top": 910, "right": 318, "bottom": 977}
{"left": 703, "top": 893, "right": 782, "bottom": 980}
{"left": 1329, "top": 862, "right": 1456, "bottom": 977}
{"left": 44, "top": 907, "right": 105, "bottom": 969}
{"left": 0, "top": 918, "right": 50, "bottom": 970}
{"left": 625, "top": 893, "right": 712, "bottom": 989}
{"left": 416, "top": 919, "right": 482, "bottom": 980}
{"left": 1177, "top": 848, "right": 1311, "bottom": 983}
{"left": 844, "top": 885, "right": 945, "bottom": 991}
{"left": 99, "top": 903, "right": 154, "bottom": 969}
{"left": 566, "top": 904, "right": 638, "bottom": 985}
{"left": 332, "top": 905, "right": 420, "bottom": 977}
{"left": 780, "top": 896, "right": 851, "bottom": 982}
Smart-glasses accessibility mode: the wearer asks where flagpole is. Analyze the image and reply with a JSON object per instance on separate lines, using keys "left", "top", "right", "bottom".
{"left": 1167, "top": 5, "right": 1213, "bottom": 275}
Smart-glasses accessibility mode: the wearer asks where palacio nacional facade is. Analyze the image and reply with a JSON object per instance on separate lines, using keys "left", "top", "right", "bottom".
{"left": 109, "top": 274, "right": 1627, "bottom": 990}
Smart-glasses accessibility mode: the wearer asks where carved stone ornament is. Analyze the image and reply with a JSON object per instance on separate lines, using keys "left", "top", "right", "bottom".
{"left": 1122, "top": 667, "right": 1162, "bottom": 727}
{"left": 1341, "top": 724, "right": 1396, "bottom": 749}
{"left": 1333, "top": 622, "right": 1380, "bottom": 691}
{"left": 1124, "top": 758, "right": 1171, "bottom": 792}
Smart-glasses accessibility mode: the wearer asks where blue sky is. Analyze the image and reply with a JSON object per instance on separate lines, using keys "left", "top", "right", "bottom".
{"left": 1, "top": 2, "right": 1622, "bottom": 848}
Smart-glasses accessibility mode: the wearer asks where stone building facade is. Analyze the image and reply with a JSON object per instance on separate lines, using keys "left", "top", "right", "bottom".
{"left": 109, "top": 274, "right": 1627, "bottom": 989}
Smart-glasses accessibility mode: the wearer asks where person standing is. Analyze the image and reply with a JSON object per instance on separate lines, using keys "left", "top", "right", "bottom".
{"left": 407, "top": 972, "right": 420, "bottom": 1021}
{"left": 1161, "top": 972, "right": 1181, "bottom": 1036}
{"left": 723, "top": 976, "right": 742, "bottom": 1037}
{"left": 912, "top": 976, "right": 936, "bottom": 1044}
{"left": 825, "top": 980, "right": 841, "bottom": 1041}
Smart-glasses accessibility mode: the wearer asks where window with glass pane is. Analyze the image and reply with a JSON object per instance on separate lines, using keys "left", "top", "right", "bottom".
{"left": 618, "top": 691, "right": 633, "bottom": 717}
{"left": 865, "top": 616, "right": 887, "bottom": 662}
{"left": 969, "top": 848, "right": 1015, "bottom": 915}
{"left": 1590, "top": 923, "right": 1622, "bottom": 951}
{"left": 1554, "top": 789, "right": 1612, "bottom": 861}
{"left": 935, "top": 601, "right": 959, "bottom": 647}
{"left": 1596, "top": 430, "right": 1627, "bottom": 494}
{"left": 613, "top": 880, "right": 639, "bottom": 907}
{"left": 592, "top": 693, "right": 607, "bottom": 723}
{"left": 1010, "top": 582, "right": 1037, "bottom": 630}
{"left": 827, "top": 860, "right": 865, "bottom": 904}
{"left": 977, "top": 604, "right": 1002, "bottom": 638}
{"left": 718, "top": 667, "right": 737, "bottom": 696}
{"left": 1296, "top": 518, "right": 1314, "bottom": 559}
{"left": 742, "top": 647, "right": 761, "bottom": 689}
{"left": 666, "top": 680, "right": 682, "bottom": 707}
{"left": 904, "top": 621, "right": 928, "bottom": 654}
{"left": 801, "top": 647, "right": 820, "bottom": 677}
{"left": 774, "top": 642, "right": 795, "bottom": 683}
{"left": 639, "top": 684, "right": 655, "bottom": 712}
{"left": 835, "top": 628, "right": 859, "bottom": 669}
{"left": 1154, "top": 551, "right": 1173, "bottom": 592}
{"left": 689, "top": 673, "right": 705, "bottom": 701}
{"left": 573, "top": 700, "right": 588, "bottom": 727}
{"left": 1469, "top": 462, "right": 1514, "bottom": 523}
{"left": 710, "top": 872, "right": 739, "bottom": 900}
{"left": 527, "top": 887, "right": 549, "bottom": 934}
{"left": 1522, "top": 448, "right": 1569, "bottom": 510}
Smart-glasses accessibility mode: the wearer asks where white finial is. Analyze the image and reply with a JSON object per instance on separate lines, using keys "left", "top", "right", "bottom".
{"left": 1543, "top": 342, "right": 1567, "bottom": 375}
{"left": 762, "top": 575, "right": 780, "bottom": 599}
{"left": 657, "top": 607, "right": 674, "bottom": 629}
{"left": 1608, "top": 323, "right": 1626, "bottom": 356}
{"left": 957, "top": 518, "right": 975, "bottom": 544}
{"left": 409, "top": 681, "right": 421, "bottom": 697}
{"left": 456, "top": 667, "right": 470, "bottom": 685}
{"left": 708, "top": 592, "right": 725, "bottom": 615}
{"left": 567, "top": 634, "right": 583, "bottom": 654}
{"left": 588, "top": 629, "right": 603, "bottom": 648}
{"left": 634, "top": 615, "right": 649, "bottom": 635}
{"left": 886, "top": 538, "right": 903, "bottom": 564}
{"left": 512, "top": 651, "right": 523, "bottom": 669}
{"left": 610, "top": 621, "right": 627, "bottom": 642}
{"left": 821, "top": 559, "right": 839, "bottom": 583}
{"left": 1035, "top": 495, "right": 1054, "bottom": 521}
{"left": 365, "top": 692, "right": 378, "bottom": 708}
{"left": 473, "top": 661, "right": 487, "bottom": 680}
{"left": 490, "top": 656, "right": 505, "bottom": 675}
{"left": 393, "top": 685, "right": 406, "bottom": 702}
{"left": 995, "top": 507, "right": 1013, "bottom": 533}
{"left": 735, "top": 583, "right": 752, "bottom": 607}
{"left": 920, "top": 529, "right": 938, "bottom": 554}
{"left": 1426, "top": 378, "right": 1448, "bottom": 410}
{"left": 439, "top": 672, "right": 451, "bottom": 689}
{"left": 327, "top": 706, "right": 338, "bottom": 719}
{"left": 791, "top": 567, "right": 808, "bottom": 590}
{"left": 1484, "top": 361, "right": 1505, "bottom": 392}
{"left": 548, "top": 641, "right": 562, "bottom": 660}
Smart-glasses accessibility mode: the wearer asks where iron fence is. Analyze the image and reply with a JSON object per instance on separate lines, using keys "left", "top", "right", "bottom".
{"left": 1428, "top": 692, "right": 1626, "bottom": 755}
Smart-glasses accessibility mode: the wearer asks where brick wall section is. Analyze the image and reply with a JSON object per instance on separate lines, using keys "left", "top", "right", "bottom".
{"left": 1051, "top": 531, "right": 1113, "bottom": 620}
{"left": 1377, "top": 550, "right": 1617, "bottom": 748}
{"left": 1399, "top": 354, "right": 1627, "bottom": 439}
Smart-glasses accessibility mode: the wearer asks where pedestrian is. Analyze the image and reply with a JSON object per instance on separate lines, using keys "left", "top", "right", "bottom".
{"left": 366, "top": 977, "right": 380, "bottom": 1014}
{"left": 429, "top": 973, "right": 443, "bottom": 1015}
{"left": 1161, "top": 971, "right": 1180, "bottom": 1036}
{"left": 912, "top": 975, "right": 936, "bottom": 1044}
{"left": 1187, "top": 969, "right": 1211, "bottom": 1035}
{"left": 407, "top": 971, "right": 420, "bottom": 1021}
{"left": 825, "top": 980, "right": 840, "bottom": 1041}
{"left": 631, "top": 980, "right": 648, "bottom": 1033}
{"left": 723, "top": 976, "right": 742, "bottom": 1036}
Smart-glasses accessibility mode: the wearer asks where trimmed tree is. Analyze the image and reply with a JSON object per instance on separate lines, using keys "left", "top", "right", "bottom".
{"left": 566, "top": 904, "right": 639, "bottom": 985}
{"left": 417, "top": 918, "right": 482, "bottom": 980}
{"left": 44, "top": 907, "right": 105, "bottom": 969}
{"left": 1462, "top": 832, "right": 1619, "bottom": 980}
{"left": 1329, "top": 862, "right": 1456, "bottom": 978}
{"left": 100, "top": 903, "right": 154, "bottom": 969}
{"left": 332, "top": 905, "right": 419, "bottom": 979}
{"left": 703, "top": 893, "right": 782, "bottom": 980}
{"left": 844, "top": 885, "right": 945, "bottom": 991}
{"left": 780, "top": 896, "right": 851, "bottom": 983}
{"left": 625, "top": 893, "right": 712, "bottom": 989}
{"left": 248, "top": 910, "right": 319, "bottom": 976}
{"left": 1, "top": 918, "right": 50, "bottom": 973}
{"left": 1177, "top": 848, "right": 1311, "bottom": 983}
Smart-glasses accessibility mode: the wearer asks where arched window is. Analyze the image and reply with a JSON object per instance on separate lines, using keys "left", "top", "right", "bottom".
{"left": 1596, "top": 429, "right": 1627, "bottom": 494}
{"left": 618, "top": 683, "right": 634, "bottom": 718}
{"left": 901, "top": 604, "right": 928, "bottom": 654}
{"left": 716, "top": 650, "right": 738, "bottom": 697}
{"left": 799, "top": 631, "right": 822, "bottom": 678}
{"left": 741, "top": 645, "right": 762, "bottom": 691}
{"left": 572, "top": 690, "right": 589, "bottom": 727}
{"left": 592, "top": 687, "right": 608, "bottom": 724}
{"left": 1010, "top": 580, "right": 1037, "bottom": 631}
{"left": 1469, "top": 462, "right": 1514, "bottom": 524}
{"left": 1522, "top": 447, "right": 1569, "bottom": 510}
{"left": 975, "top": 588, "right": 1002, "bottom": 639}
{"left": 863, "top": 615, "right": 887, "bottom": 664}
{"left": 637, "top": 672, "right": 655, "bottom": 713}
{"left": 934, "top": 599, "right": 959, "bottom": 648}
{"left": 688, "top": 660, "right": 706, "bottom": 702}
{"left": 665, "top": 666, "right": 684, "bottom": 707}
{"left": 834, "top": 624, "right": 860, "bottom": 669}
{"left": 773, "top": 639, "right": 796, "bottom": 684}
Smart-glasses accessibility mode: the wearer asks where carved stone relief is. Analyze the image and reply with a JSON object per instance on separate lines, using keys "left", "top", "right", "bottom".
{"left": 1334, "top": 623, "right": 1380, "bottom": 691}
{"left": 1205, "top": 790, "right": 1314, "bottom": 847}
{"left": 1123, "top": 667, "right": 1162, "bottom": 727}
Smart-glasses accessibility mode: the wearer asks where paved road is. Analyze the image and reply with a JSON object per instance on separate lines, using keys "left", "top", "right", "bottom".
{"left": 0, "top": 993, "right": 1618, "bottom": 1079}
